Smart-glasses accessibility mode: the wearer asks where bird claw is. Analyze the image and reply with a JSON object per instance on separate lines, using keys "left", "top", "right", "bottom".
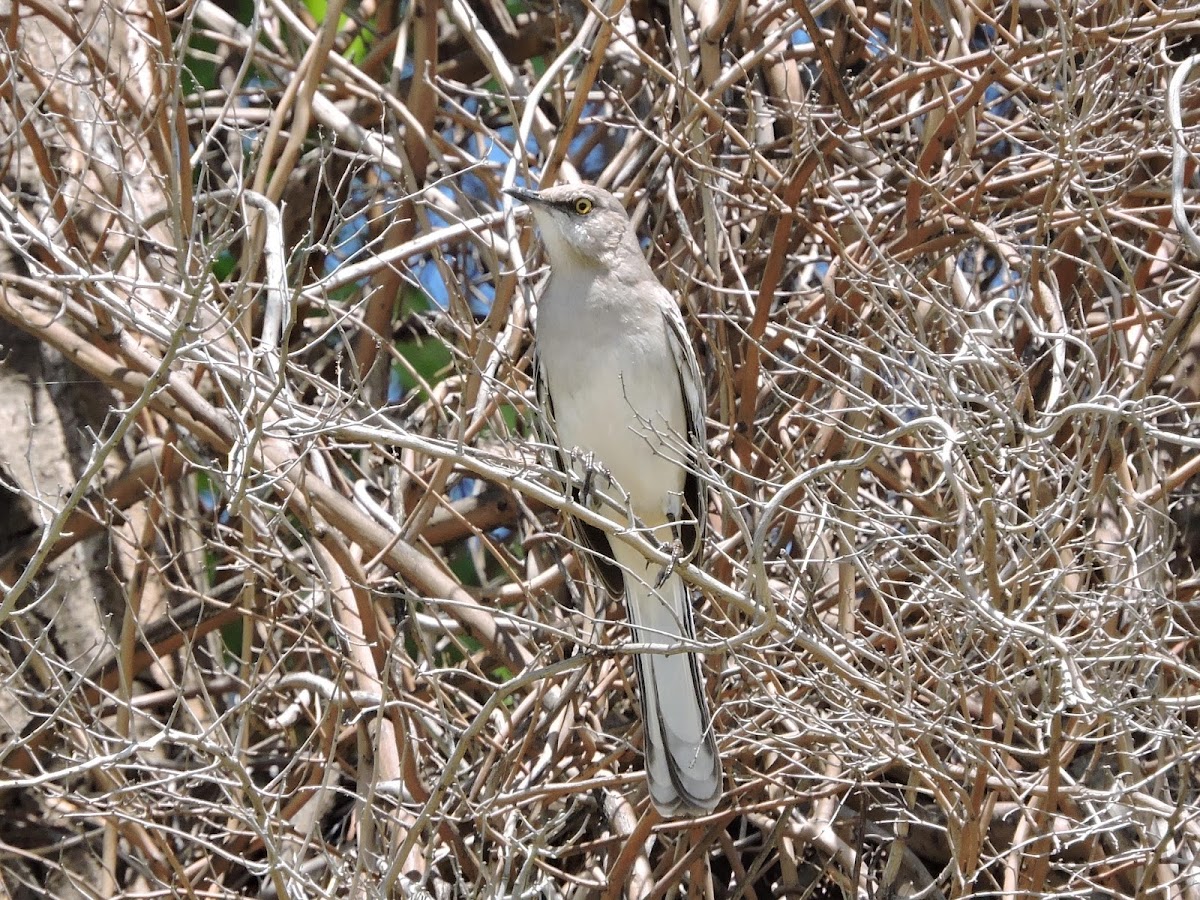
{"left": 571, "top": 449, "right": 613, "bottom": 504}
{"left": 654, "top": 540, "right": 683, "bottom": 589}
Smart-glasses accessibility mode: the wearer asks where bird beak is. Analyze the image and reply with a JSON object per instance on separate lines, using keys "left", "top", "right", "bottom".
{"left": 504, "top": 187, "right": 543, "bottom": 206}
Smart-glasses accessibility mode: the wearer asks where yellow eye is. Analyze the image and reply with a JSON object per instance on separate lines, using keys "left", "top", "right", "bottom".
{"left": 574, "top": 197, "right": 593, "bottom": 215}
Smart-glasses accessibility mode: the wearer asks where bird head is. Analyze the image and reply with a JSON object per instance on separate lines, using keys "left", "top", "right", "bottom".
{"left": 505, "top": 184, "right": 639, "bottom": 272}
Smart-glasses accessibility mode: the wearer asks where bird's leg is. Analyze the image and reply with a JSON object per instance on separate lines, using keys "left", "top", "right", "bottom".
{"left": 571, "top": 448, "right": 614, "bottom": 507}
{"left": 650, "top": 512, "right": 683, "bottom": 589}
{"left": 654, "top": 538, "right": 684, "bottom": 589}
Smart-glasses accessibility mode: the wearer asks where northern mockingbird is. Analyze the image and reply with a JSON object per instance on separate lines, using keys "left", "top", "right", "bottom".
{"left": 506, "top": 184, "right": 721, "bottom": 816}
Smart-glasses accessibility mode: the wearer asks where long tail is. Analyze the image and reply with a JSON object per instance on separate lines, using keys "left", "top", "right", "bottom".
{"left": 614, "top": 542, "right": 722, "bottom": 816}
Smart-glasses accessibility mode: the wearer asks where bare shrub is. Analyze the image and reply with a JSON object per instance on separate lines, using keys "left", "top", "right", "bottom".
{"left": 0, "top": 0, "right": 1197, "bottom": 897}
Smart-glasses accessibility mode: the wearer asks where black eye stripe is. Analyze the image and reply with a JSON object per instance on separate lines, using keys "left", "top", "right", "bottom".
{"left": 549, "top": 197, "right": 595, "bottom": 215}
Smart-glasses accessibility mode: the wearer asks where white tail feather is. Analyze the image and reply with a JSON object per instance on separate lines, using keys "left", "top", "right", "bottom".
{"left": 614, "top": 542, "right": 721, "bottom": 816}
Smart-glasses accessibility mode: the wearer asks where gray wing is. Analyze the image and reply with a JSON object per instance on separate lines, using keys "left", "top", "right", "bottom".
{"left": 533, "top": 347, "right": 625, "bottom": 597}
{"left": 661, "top": 302, "right": 707, "bottom": 560}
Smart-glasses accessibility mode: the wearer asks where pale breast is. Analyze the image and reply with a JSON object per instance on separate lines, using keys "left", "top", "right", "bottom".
{"left": 538, "top": 281, "right": 689, "bottom": 526}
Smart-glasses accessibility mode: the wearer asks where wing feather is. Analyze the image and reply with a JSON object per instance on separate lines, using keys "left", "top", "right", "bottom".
{"left": 661, "top": 303, "right": 707, "bottom": 559}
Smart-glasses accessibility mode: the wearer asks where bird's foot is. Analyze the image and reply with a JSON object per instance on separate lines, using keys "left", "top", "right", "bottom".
{"left": 654, "top": 539, "right": 683, "bottom": 589}
{"left": 571, "top": 449, "right": 614, "bottom": 504}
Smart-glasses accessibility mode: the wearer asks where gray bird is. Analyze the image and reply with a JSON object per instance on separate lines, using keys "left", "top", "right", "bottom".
{"left": 506, "top": 184, "right": 722, "bottom": 816}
